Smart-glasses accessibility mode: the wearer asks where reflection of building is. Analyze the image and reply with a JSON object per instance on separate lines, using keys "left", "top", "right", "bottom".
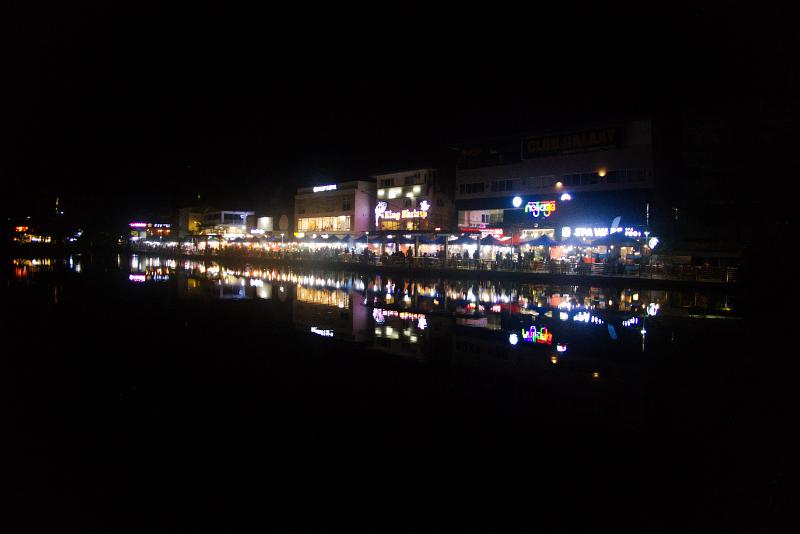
{"left": 292, "top": 287, "right": 369, "bottom": 342}
{"left": 371, "top": 168, "right": 455, "bottom": 231}
{"left": 294, "top": 181, "right": 376, "bottom": 235}
{"left": 454, "top": 120, "right": 654, "bottom": 240}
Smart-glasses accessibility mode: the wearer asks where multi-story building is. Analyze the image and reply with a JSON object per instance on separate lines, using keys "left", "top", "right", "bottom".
{"left": 454, "top": 119, "right": 654, "bottom": 241}
{"left": 294, "top": 181, "right": 375, "bottom": 235}
{"left": 199, "top": 210, "right": 255, "bottom": 238}
{"left": 371, "top": 167, "right": 455, "bottom": 232}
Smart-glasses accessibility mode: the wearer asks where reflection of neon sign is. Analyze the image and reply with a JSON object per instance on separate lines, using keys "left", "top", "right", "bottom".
{"left": 574, "top": 312, "right": 604, "bottom": 324}
{"left": 525, "top": 201, "right": 556, "bottom": 218}
{"left": 521, "top": 325, "right": 552, "bottom": 345}
{"left": 647, "top": 303, "right": 660, "bottom": 316}
{"left": 372, "top": 307, "right": 427, "bottom": 326}
{"left": 310, "top": 327, "right": 334, "bottom": 337}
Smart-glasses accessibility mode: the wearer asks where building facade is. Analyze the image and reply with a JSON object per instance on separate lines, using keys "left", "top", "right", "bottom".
{"left": 454, "top": 119, "right": 654, "bottom": 240}
{"left": 371, "top": 168, "right": 455, "bottom": 232}
{"left": 294, "top": 181, "right": 375, "bottom": 235}
{"left": 199, "top": 210, "right": 256, "bottom": 238}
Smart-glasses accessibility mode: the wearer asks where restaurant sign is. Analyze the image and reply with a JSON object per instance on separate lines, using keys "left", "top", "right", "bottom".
{"left": 522, "top": 127, "right": 622, "bottom": 159}
{"left": 375, "top": 200, "right": 430, "bottom": 227}
{"left": 525, "top": 200, "right": 556, "bottom": 218}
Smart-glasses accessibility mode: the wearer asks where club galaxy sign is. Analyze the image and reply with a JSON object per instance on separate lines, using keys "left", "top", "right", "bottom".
{"left": 525, "top": 200, "right": 556, "bottom": 218}
{"left": 375, "top": 200, "right": 430, "bottom": 227}
{"left": 522, "top": 127, "right": 622, "bottom": 159}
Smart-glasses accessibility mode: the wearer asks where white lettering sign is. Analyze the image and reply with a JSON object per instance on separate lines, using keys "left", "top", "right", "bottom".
{"left": 313, "top": 185, "right": 337, "bottom": 193}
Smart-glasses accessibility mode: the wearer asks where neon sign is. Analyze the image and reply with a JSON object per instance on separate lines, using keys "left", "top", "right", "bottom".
{"left": 313, "top": 185, "right": 337, "bottom": 193}
{"left": 564, "top": 226, "right": 642, "bottom": 238}
{"left": 524, "top": 201, "right": 556, "bottom": 218}
{"left": 521, "top": 325, "right": 553, "bottom": 345}
{"left": 129, "top": 222, "right": 148, "bottom": 228}
{"left": 128, "top": 274, "right": 146, "bottom": 283}
{"left": 375, "top": 200, "right": 430, "bottom": 227}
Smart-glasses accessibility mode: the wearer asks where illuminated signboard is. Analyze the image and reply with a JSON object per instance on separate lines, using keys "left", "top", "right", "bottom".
{"left": 524, "top": 201, "right": 556, "bottom": 218}
{"left": 152, "top": 223, "right": 171, "bottom": 228}
{"left": 128, "top": 274, "right": 146, "bottom": 283}
{"left": 562, "top": 226, "right": 642, "bottom": 238}
{"left": 129, "top": 222, "right": 148, "bottom": 228}
{"left": 313, "top": 185, "right": 337, "bottom": 193}
{"left": 310, "top": 327, "right": 334, "bottom": 337}
{"left": 522, "top": 127, "right": 621, "bottom": 159}
{"left": 15, "top": 226, "right": 29, "bottom": 232}
{"left": 375, "top": 200, "right": 430, "bottom": 227}
{"left": 521, "top": 325, "right": 553, "bottom": 345}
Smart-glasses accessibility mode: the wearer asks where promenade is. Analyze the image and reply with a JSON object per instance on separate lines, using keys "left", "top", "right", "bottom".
{"left": 129, "top": 246, "right": 739, "bottom": 291}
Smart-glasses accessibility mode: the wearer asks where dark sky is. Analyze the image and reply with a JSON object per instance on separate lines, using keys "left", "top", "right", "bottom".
{"left": 7, "top": 1, "right": 796, "bottom": 227}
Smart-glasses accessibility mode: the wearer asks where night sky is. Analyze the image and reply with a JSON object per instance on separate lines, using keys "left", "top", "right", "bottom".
{"left": 7, "top": 2, "right": 796, "bottom": 229}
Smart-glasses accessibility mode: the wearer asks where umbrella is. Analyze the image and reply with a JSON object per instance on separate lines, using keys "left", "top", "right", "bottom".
{"left": 420, "top": 235, "right": 447, "bottom": 245}
{"left": 449, "top": 234, "right": 479, "bottom": 245}
{"left": 351, "top": 234, "right": 370, "bottom": 244}
{"left": 479, "top": 235, "right": 507, "bottom": 246}
{"left": 526, "top": 234, "right": 558, "bottom": 247}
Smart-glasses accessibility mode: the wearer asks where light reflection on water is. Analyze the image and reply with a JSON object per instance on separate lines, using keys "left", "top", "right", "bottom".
{"left": 117, "top": 255, "right": 739, "bottom": 365}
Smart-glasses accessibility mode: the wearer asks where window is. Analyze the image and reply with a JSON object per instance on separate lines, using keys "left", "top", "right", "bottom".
{"left": 490, "top": 179, "right": 514, "bottom": 192}
{"left": 404, "top": 198, "right": 412, "bottom": 208}
{"left": 380, "top": 179, "right": 393, "bottom": 188}
{"left": 461, "top": 182, "right": 485, "bottom": 194}
{"left": 342, "top": 198, "right": 351, "bottom": 211}
{"left": 404, "top": 175, "right": 416, "bottom": 185}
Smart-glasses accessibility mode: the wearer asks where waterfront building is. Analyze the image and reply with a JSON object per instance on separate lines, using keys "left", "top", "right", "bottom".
{"left": 454, "top": 119, "right": 654, "bottom": 247}
{"left": 199, "top": 210, "right": 256, "bottom": 238}
{"left": 294, "top": 180, "right": 376, "bottom": 235}
{"left": 129, "top": 221, "right": 173, "bottom": 241}
{"left": 371, "top": 168, "right": 455, "bottom": 232}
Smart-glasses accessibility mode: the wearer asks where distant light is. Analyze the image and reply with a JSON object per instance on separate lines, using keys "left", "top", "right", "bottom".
{"left": 640, "top": 329, "right": 647, "bottom": 335}
{"left": 550, "top": 356, "right": 558, "bottom": 365}
{"left": 598, "top": 168, "right": 607, "bottom": 177}
{"left": 509, "top": 333, "right": 519, "bottom": 346}
{"left": 555, "top": 181, "right": 563, "bottom": 188}
{"left": 592, "top": 372, "right": 600, "bottom": 380}
{"left": 512, "top": 196, "right": 522, "bottom": 208}
{"left": 556, "top": 344, "right": 567, "bottom": 352}
{"left": 560, "top": 193, "right": 572, "bottom": 201}
{"left": 648, "top": 237, "right": 659, "bottom": 249}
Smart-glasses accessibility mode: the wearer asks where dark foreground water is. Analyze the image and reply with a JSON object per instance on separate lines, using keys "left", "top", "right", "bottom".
{"left": 4, "top": 254, "right": 795, "bottom": 532}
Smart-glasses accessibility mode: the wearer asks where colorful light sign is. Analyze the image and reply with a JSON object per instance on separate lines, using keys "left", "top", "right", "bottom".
{"left": 375, "top": 200, "right": 430, "bottom": 227}
{"left": 521, "top": 325, "right": 553, "bottom": 345}
{"left": 524, "top": 201, "right": 556, "bottom": 218}
{"left": 129, "top": 222, "right": 148, "bottom": 228}
{"left": 313, "top": 184, "right": 337, "bottom": 193}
